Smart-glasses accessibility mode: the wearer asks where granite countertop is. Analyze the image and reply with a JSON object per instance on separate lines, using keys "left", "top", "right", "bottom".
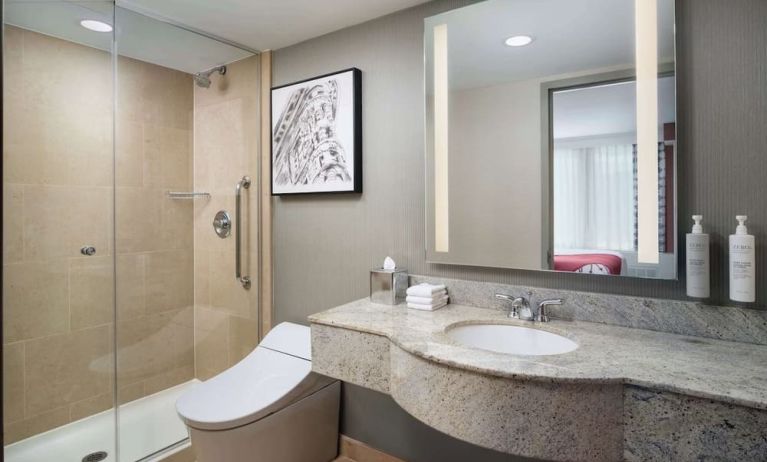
{"left": 309, "top": 298, "right": 767, "bottom": 410}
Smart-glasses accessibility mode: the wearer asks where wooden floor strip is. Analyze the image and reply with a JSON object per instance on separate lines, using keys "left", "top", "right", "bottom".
{"left": 338, "top": 435, "right": 407, "bottom": 462}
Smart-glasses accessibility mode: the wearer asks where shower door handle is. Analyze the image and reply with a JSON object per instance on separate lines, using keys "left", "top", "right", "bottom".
{"left": 235, "top": 176, "right": 251, "bottom": 289}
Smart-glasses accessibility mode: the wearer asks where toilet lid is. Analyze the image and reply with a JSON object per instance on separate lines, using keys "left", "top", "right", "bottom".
{"left": 176, "top": 347, "right": 330, "bottom": 430}
{"left": 259, "top": 322, "right": 312, "bottom": 360}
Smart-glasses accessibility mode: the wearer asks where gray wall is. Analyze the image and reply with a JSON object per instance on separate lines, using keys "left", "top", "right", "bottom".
{"left": 273, "top": 0, "right": 767, "bottom": 326}
{"left": 341, "top": 383, "right": 534, "bottom": 462}
{"left": 436, "top": 79, "right": 544, "bottom": 270}
{"left": 272, "top": 0, "right": 766, "bottom": 459}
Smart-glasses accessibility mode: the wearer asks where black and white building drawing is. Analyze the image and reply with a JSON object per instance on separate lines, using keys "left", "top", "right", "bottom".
{"left": 271, "top": 68, "right": 361, "bottom": 195}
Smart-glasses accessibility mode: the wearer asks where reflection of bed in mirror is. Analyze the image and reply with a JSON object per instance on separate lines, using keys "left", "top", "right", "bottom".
{"left": 553, "top": 249, "right": 626, "bottom": 275}
{"left": 549, "top": 77, "right": 676, "bottom": 280}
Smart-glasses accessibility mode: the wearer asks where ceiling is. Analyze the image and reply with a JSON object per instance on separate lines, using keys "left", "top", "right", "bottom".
{"left": 118, "top": 0, "right": 432, "bottom": 50}
{"left": 5, "top": 1, "right": 115, "bottom": 51}
{"left": 3, "top": 0, "right": 430, "bottom": 74}
{"left": 4, "top": 0, "right": 254, "bottom": 74}
{"left": 426, "top": 0, "right": 675, "bottom": 90}
{"left": 5, "top": 0, "right": 676, "bottom": 83}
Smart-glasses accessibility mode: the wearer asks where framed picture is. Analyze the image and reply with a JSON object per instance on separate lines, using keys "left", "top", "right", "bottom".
{"left": 270, "top": 68, "right": 362, "bottom": 195}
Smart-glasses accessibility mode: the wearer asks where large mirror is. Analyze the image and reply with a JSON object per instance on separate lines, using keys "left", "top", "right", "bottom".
{"left": 425, "top": 0, "right": 677, "bottom": 279}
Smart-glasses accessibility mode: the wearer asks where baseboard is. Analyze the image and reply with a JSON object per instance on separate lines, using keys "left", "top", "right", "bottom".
{"left": 339, "top": 435, "right": 407, "bottom": 462}
{"left": 159, "top": 445, "right": 195, "bottom": 462}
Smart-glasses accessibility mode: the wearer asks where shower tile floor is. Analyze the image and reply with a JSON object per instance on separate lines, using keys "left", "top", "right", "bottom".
{"left": 4, "top": 380, "right": 200, "bottom": 462}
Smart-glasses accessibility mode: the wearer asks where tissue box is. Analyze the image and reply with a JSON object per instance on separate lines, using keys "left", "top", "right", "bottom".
{"left": 370, "top": 268, "right": 408, "bottom": 305}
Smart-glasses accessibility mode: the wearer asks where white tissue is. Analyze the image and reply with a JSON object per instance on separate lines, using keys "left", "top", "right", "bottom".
{"left": 383, "top": 256, "right": 396, "bottom": 270}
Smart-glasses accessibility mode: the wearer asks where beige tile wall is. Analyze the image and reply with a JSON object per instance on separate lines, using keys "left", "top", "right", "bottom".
{"left": 115, "top": 48, "right": 195, "bottom": 417}
{"left": 2, "top": 27, "right": 195, "bottom": 443}
{"left": 2, "top": 26, "right": 115, "bottom": 444}
{"left": 193, "top": 56, "right": 261, "bottom": 379}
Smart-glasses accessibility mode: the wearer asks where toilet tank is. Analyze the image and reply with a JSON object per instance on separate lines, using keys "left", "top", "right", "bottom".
{"left": 259, "top": 322, "right": 312, "bottom": 360}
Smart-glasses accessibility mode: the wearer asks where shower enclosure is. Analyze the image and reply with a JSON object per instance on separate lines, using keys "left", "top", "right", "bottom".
{"left": 2, "top": 1, "right": 265, "bottom": 460}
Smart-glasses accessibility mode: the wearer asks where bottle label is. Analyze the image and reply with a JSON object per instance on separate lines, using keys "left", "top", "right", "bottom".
{"left": 731, "top": 260, "right": 753, "bottom": 280}
{"left": 730, "top": 238, "right": 756, "bottom": 302}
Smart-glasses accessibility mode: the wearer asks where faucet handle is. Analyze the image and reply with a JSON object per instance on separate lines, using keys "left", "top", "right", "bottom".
{"left": 536, "top": 298, "right": 563, "bottom": 322}
{"left": 495, "top": 292, "right": 537, "bottom": 320}
{"left": 495, "top": 293, "right": 519, "bottom": 318}
{"left": 495, "top": 293, "right": 531, "bottom": 319}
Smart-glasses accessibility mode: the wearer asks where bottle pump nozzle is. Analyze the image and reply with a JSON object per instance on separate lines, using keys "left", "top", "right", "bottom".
{"left": 736, "top": 215, "right": 748, "bottom": 235}
{"left": 692, "top": 215, "right": 703, "bottom": 234}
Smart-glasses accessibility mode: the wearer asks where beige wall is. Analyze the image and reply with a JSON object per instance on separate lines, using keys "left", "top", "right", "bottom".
{"left": 192, "top": 56, "right": 261, "bottom": 380}
{"left": 2, "top": 27, "right": 195, "bottom": 443}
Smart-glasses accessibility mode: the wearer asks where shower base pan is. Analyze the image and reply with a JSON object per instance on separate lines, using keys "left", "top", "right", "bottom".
{"left": 4, "top": 379, "right": 200, "bottom": 462}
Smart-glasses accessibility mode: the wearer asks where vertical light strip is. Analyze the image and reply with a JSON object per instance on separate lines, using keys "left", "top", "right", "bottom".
{"left": 635, "top": 0, "right": 659, "bottom": 264}
{"left": 434, "top": 23, "right": 449, "bottom": 252}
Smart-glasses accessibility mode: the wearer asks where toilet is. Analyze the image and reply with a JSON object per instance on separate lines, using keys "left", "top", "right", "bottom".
{"left": 176, "top": 322, "right": 340, "bottom": 462}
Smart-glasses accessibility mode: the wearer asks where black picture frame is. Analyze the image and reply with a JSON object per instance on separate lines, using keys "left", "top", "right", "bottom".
{"left": 270, "top": 68, "right": 362, "bottom": 196}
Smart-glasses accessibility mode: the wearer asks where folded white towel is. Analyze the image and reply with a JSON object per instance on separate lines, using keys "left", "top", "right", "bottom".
{"left": 406, "top": 294, "right": 448, "bottom": 305}
{"left": 406, "top": 283, "right": 447, "bottom": 297}
{"left": 407, "top": 301, "right": 448, "bottom": 311}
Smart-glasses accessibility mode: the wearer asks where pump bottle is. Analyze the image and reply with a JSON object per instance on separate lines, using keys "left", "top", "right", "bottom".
{"left": 686, "top": 215, "right": 709, "bottom": 298}
{"left": 729, "top": 215, "right": 756, "bottom": 303}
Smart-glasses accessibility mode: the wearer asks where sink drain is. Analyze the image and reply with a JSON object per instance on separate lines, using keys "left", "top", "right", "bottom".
{"left": 82, "top": 451, "right": 108, "bottom": 462}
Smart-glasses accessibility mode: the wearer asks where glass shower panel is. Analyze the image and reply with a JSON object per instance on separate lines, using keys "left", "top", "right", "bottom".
{"left": 3, "top": 1, "right": 117, "bottom": 461}
{"left": 189, "top": 54, "right": 262, "bottom": 379}
{"left": 113, "top": 7, "right": 259, "bottom": 460}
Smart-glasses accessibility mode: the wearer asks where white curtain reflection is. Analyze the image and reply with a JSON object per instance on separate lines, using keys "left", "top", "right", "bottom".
{"left": 554, "top": 144, "right": 635, "bottom": 251}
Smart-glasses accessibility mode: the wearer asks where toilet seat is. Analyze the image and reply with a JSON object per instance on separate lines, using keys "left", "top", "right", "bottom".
{"left": 176, "top": 323, "right": 332, "bottom": 431}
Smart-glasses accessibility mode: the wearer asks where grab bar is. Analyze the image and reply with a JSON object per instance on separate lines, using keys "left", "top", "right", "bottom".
{"left": 236, "top": 176, "right": 251, "bottom": 289}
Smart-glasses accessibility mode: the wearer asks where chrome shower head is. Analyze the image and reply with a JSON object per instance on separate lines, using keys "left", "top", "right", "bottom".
{"left": 193, "top": 65, "right": 226, "bottom": 88}
{"left": 193, "top": 73, "right": 211, "bottom": 88}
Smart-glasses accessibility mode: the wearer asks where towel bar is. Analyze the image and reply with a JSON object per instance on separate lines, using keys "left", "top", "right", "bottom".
{"left": 167, "top": 191, "right": 211, "bottom": 199}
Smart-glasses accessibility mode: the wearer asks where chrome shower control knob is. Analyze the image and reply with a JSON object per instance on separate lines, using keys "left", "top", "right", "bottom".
{"left": 213, "top": 210, "right": 232, "bottom": 238}
{"left": 80, "top": 246, "right": 97, "bottom": 256}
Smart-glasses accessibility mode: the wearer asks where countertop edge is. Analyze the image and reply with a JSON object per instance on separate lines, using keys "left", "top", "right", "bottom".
{"left": 308, "top": 301, "right": 767, "bottom": 411}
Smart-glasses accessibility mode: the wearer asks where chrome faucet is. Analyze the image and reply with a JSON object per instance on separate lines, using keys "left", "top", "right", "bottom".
{"left": 536, "top": 299, "right": 563, "bottom": 322}
{"left": 495, "top": 291, "right": 534, "bottom": 320}
{"left": 495, "top": 292, "right": 563, "bottom": 323}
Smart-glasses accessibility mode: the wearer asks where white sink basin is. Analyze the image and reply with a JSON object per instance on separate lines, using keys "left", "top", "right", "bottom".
{"left": 447, "top": 324, "right": 578, "bottom": 356}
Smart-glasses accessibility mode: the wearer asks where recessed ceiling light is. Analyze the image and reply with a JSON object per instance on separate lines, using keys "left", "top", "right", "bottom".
{"left": 80, "top": 19, "right": 113, "bottom": 33}
{"left": 505, "top": 35, "right": 533, "bottom": 47}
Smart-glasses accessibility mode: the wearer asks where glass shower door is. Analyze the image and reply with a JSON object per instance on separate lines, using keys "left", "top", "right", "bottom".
{"left": 3, "top": 2, "right": 260, "bottom": 460}
{"left": 112, "top": 6, "right": 259, "bottom": 461}
{"left": 3, "top": 1, "right": 118, "bottom": 461}
{"left": 111, "top": 7, "right": 198, "bottom": 460}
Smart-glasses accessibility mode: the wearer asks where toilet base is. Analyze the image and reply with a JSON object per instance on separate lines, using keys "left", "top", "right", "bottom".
{"left": 189, "top": 381, "right": 341, "bottom": 462}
